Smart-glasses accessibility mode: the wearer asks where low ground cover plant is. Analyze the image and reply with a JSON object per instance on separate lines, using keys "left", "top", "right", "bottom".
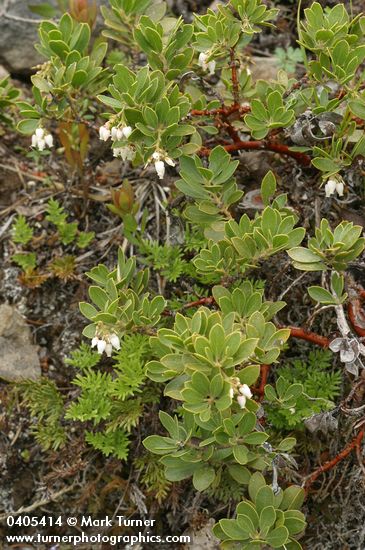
{"left": 2, "top": 0, "right": 365, "bottom": 547}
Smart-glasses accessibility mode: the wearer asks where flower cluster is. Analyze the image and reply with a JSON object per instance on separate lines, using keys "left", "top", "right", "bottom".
{"left": 91, "top": 333, "right": 121, "bottom": 357}
{"left": 229, "top": 383, "right": 253, "bottom": 409}
{"left": 198, "top": 52, "right": 216, "bottom": 75}
{"left": 99, "top": 123, "right": 136, "bottom": 162}
{"left": 325, "top": 176, "right": 344, "bottom": 197}
{"left": 99, "top": 123, "right": 133, "bottom": 142}
{"left": 31, "top": 128, "right": 53, "bottom": 151}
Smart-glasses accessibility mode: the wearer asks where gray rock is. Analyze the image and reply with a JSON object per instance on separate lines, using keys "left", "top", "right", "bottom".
{"left": 184, "top": 519, "right": 220, "bottom": 549}
{"left": 0, "top": 0, "right": 107, "bottom": 74}
{"left": 250, "top": 55, "right": 281, "bottom": 82}
{"left": 0, "top": 304, "right": 40, "bottom": 380}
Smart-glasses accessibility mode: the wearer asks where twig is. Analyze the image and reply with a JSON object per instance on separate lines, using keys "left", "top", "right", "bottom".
{"left": 0, "top": 484, "right": 76, "bottom": 520}
{"left": 304, "top": 428, "right": 365, "bottom": 493}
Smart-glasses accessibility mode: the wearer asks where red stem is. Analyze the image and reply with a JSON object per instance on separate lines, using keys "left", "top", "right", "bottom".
{"left": 255, "top": 364, "right": 271, "bottom": 401}
{"left": 230, "top": 47, "right": 240, "bottom": 106}
{"left": 190, "top": 104, "right": 250, "bottom": 117}
{"left": 305, "top": 428, "right": 365, "bottom": 493}
{"left": 200, "top": 140, "right": 311, "bottom": 166}
{"left": 180, "top": 296, "right": 215, "bottom": 310}
{"left": 288, "top": 327, "right": 330, "bottom": 348}
{"left": 348, "top": 290, "right": 365, "bottom": 337}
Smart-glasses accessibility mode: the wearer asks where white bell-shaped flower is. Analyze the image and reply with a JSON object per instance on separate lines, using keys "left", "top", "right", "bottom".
{"left": 155, "top": 160, "right": 165, "bottom": 179}
{"left": 44, "top": 133, "right": 54, "bottom": 148}
{"left": 123, "top": 126, "right": 133, "bottom": 139}
{"left": 110, "top": 333, "right": 121, "bottom": 350}
{"left": 97, "top": 339, "right": 107, "bottom": 354}
{"left": 239, "top": 384, "right": 253, "bottom": 399}
{"left": 325, "top": 179, "right": 337, "bottom": 197}
{"left": 99, "top": 124, "right": 111, "bottom": 141}
{"left": 237, "top": 395, "right": 247, "bottom": 409}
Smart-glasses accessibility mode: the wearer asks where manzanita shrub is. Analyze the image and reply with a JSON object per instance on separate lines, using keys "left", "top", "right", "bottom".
{"left": 14, "top": 0, "right": 365, "bottom": 548}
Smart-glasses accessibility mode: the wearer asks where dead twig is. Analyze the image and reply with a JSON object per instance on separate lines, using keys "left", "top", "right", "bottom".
{"left": 304, "top": 428, "right": 365, "bottom": 493}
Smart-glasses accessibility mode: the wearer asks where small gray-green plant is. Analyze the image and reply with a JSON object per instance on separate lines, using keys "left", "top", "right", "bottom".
{"left": 10, "top": 199, "right": 94, "bottom": 286}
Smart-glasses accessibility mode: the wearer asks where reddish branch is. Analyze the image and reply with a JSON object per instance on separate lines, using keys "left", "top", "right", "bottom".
{"left": 190, "top": 104, "right": 250, "bottom": 117}
{"left": 230, "top": 48, "right": 240, "bottom": 106}
{"left": 200, "top": 140, "right": 311, "bottom": 165}
{"left": 348, "top": 289, "right": 365, "bottom": 337}
{"left": 255, "top": 364, "right": 271, "bottom": 401}
{"left": 181, "top": 296, "right": 215, "bottom": 310}
{"left": 288, "top": 327, "right": 330, "bottom": 348}
{"left": 304, "top": 428, "right": 365, "bottom": 493}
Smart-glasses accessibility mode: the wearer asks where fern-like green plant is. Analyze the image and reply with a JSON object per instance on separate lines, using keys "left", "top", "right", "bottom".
{"left": 65, "top": 334, "right": 158, "bottom": 460}
{"left": 19, "top": 379, "right": 66, "bottom": 450}
{"left": 266, "top": 350, "right": 341, "bottom": 430}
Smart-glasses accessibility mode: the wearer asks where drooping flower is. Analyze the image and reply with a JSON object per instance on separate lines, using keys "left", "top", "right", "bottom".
{"left": 239, "top": 384, "right": 253, "bottom": 399}
{"left": 237, "top": 394, "right": 247, "bottom": 409}
{"left": 31, "top": 128, "right": 54, "bottom": 151}
{"left": 97, "top": 339, "right": 107, "bottom": 354}
{"left": 113, "top": 145, "right": 135, "bottom": 161}
{"left": 325, "top": 176, "right": 344, "bottom": 198}
{"left": 110, "top": 333, "right": 121, "bottom": 350}
{"left": 198, "top": 51, "right": 216, "bottom": 75}
{"left": 91, "top": 336, "right": 99, "bottom": 348}
{"left": 151, "top": 151, "right": 176, "bottom": 179}
{"left": 44, "top": 134, "right": 54, "bottom": 148}
{"left": 123, "top": 126, "right": 133, "bottom": 139}
{"left": 91, "top": 333, "right": 121, "bottom": 357}
{"left": 111, "top": 126, "right": 123, "bottom": 140}
{"left": 111, "top": 125, "right": 133, "bottom": 141}
{"left": 154, "top": 160, "right": 165, "bottom": 179}
{"left": 99, "top": 124, "right": 111, "bottom": 141}
{"left": 37, "top": 138, "right": 46, "bottom": 151}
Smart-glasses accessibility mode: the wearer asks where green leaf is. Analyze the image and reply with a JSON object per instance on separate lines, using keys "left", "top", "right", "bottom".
{"left": 308, "top": 286, "right": 336, "bottom": 304}
{"left": 219, "top": 519, "right": 249, "bottom": 541}
{"left": 261, "top": 171, "right": 277, "bottom": 206}
{"left": 228, "top": 465, "right": 251, "bottom": 484}
{"left": 158, "top": 411, "right": 179, "bottom": 439}
{"left": 193, "top": 466, "right": 215, "bottom": 491}
{"left": 236, "top": 501, "right": 260, "bottom": 529}
{"left": 277, "top": 437, "right": 296, "bottom": 452}
{"left": 311, "top": 157, "right": 339, "bottom": 173}
{"left": 266, "top": 526, "right": 289, "bottom": 548}
{"left": 233, "top": 445, "right": 248, "bottom": 465}
{"left": 243, "top": 432, "right": 269, "bottom": 445}
{"left": 349, "top": 100, "right": 365, "bottom": 119}
{"left": 79, "top": 302, "right": 98, "bottom": 320}
{"left": 142, "top": 435, "right": 178, "bottom": 455}
{"left": 283, "top": 511, "right": 306, "bottom": 535}
{"left": 288, "top": 247, "right": 322, "bottom": 263}
{"left": 259, "top": 506, "right": 276, "bottom": 533}
{"left": 255, "top": 486, "right": 274, "bottom": 513}
{"left": 28, "top": 3, "right": 58, "bottom": 17}
{"left": 17, "top": 118, "right": 40, "bottom": 134}
{"left": 239, "top": 365, "right": 260, "bottom": 386}
{"left": 280, "top": 486, "right": 305, "bottom": 511}
{"left": 248, "top": 472, "right": 266, "bottom": 503}
{"left": 89, "top": 286, "right": 108, "bottom": 309}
